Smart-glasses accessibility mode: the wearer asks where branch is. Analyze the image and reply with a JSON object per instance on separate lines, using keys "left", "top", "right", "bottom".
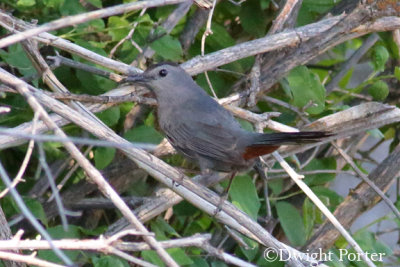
{"left": 0, "top": 0, "right": 187, "bottom": 49}
{"left": 304, "top": 144, "right": 400, "bottom": 252}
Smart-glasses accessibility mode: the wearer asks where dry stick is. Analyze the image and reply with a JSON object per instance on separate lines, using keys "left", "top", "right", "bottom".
{"left": 325, "top": 33, "right": 380, "bottom": 93}
{"left": 0, "top": 234, "right": 253, "bottom": 267}
{"left": 0, "top": 162, "right": 72, "bottom": 266}
{"left": 1, "top": 9, "right": 397, "bottom": 80}
{"left": 268, "top": 0, "right": 302, "bottom": 34}
{"left": 0, "top": 113, "right": 38, "bottom": 198}
{"left": 0, "top": 84, "right": 156, "bottom": 105}
{"left": 200, "top": 0, "right": 218, "bottom": 98}
{"left": 266, "top": 170, "right": 357, "bottom": 180}
{"left": 0, "top": 251, "right": 63, "bottom": 267}
{"left": 272, "top": 151, "right": 376, "bottom": 267}
{"left": 37, "top": 142, "right": 69, "bottom": 231}
{"left": 22, "top": 40, "right": 111, "bottom": 137}
{"left": 393, "top": 29, "right": 400, "bottom": 56}
{"left": 0, "top": 207, "right": 26, "bottom": 267}
{"left": 48, "top": 146, "right": 92, "bottom": 202}
{"left": 0, "top": 128, "right": 158, "bottom": 152}
{"left": 0, "top": 0, "right": 187, "bottom": 49}
{"left": 332, "top": 142, "right": 400, "bottom": 221}
{"left": 0, "top": 70, "right": 179, "bottom": 267}
{"left": 48, "top": 55, "right": 123, "bottom": 82}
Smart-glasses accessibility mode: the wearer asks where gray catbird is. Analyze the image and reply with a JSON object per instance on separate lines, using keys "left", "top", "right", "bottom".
{"left": 125, "top": 62, "right": 330, "bottom": 174}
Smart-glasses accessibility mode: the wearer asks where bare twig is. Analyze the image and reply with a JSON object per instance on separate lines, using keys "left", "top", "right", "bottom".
{"left": 0, "top": 0, "right": 187, "bottom": 49}
{"left": 0, "top": 113, "right": 38, "bottom": 198}
{"left": 0, "top": 162, "right": 73, "bottom": 265}
{"left": 201, "top": 0, "right": 223, "bottom": 98}
{"left": 272, "top": 151, "right": 376, "bottom": 267}
{"left": 37, "top": 142, "right": 69, "bottom": 230}
{"left": 0, "top": 251, "right": 63, "bottom": 267}
{"left": 332, "top": 142, "right": 400, "bottom": 221}
{"left": 109, "top": 8, "right": 147, "bottom": 58}
{"left": 326, "top": 33, "right": 380, "bottom": 93}
{"left": 47, "top": 55, "right": 123, "bottom": 82}
{"left": 305, "top": 145, "right": 400, "bottom": 252}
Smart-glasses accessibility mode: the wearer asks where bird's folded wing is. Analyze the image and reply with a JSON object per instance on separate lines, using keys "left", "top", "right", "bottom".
{"left": 164, "top": 120, "right": 240, "bottom": 162}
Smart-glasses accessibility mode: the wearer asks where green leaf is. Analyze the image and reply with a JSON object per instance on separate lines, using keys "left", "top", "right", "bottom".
{"left": 152, "top": 217, "right": 180, "bottom": 238}
{"left": 371, "top": 45, "right": 389, "bottom": 72}
{"left": 59, "top": 0, "right": 86, "bottom": 16}
{"left": 189, "top": 257, "right": 209, "bottom": 267}
{"left": 20, "top": 197, "right": 48, "bottom": 226}
{"left": 108, "top": 16, "right": 130, "bottom": 41}
{"left": 96, "top": 107, "right": 120, "bottom": 126}
{"left": 276, "top": 201, "right": 306, "bottom": 246}
{"left": 78, "top": 225, "right": 107, "bottom": 236}
{"left": 17, "top": 0, "right": 35, "bottom": 6}
{"left": 229, "top": 175, "right": 260, "bottom": 220}
{"left": 167, "top": 248, "right": 194, "bottom": 266}
{"left": 338, "top": 68, "right": 354, "bottom": 88}
{"left": 304, "top": 157, "right": 336, "bottom": 185}
{"left": 239, "top": 0, "right": 265, "bottom": 37}
{"left": 206, "top": 23, "right": 235, "bottom": 50}
{"left": 86, "top": 0, "right": 102, "bottom": 8}
{"left": 38, "top": 225, "right": 81, "bottom": 263}
{"left": 395, "top": 66, "right": 400, "bottom": 81}
{"left": 141, "top": 250, "right": 164, "bottom": 266}
{"left": 93, "top": 255, "right": 129, "bottom": 267}
{"left": 286, "top": 66, "right": 326, "bottom": 114}
{"left": 0, "top": 44, "right": 36, "bottom": 77}
{"left": 94, "top": 147, "right": 116, "bottom": 170}
{"left": 303, "top": 198, "right": 316, "bottom": 239}
{"left": 367, "top": 80, "right": 389, "bottom": 101}
{"left": 312, "top": 187, "right": 343, "bottom": 211}
{"left": 150, "top": 35, "right": 183, "bottom": 61}
{"left": 124, "top": 125, "right": 163, "bottom": 143}
{"left": 43, "top": 0, "right": 64, "bottom": 8}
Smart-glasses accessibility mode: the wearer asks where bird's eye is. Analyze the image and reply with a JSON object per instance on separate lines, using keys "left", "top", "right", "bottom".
{"left": 159, "top": 69, "right": 168, "bottom": 77}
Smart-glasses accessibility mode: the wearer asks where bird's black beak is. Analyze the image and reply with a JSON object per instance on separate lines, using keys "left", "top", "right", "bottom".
{"left": 122, "top": 73, "right": 151, "bottom": 85}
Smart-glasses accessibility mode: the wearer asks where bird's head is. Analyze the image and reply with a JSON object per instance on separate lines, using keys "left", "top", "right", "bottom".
{"left": 123, "top": 62, "right": 190, "bottom": 95}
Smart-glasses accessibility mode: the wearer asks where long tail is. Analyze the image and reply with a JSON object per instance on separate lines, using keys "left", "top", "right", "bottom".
{"left": 242, "top": 131, "right": 332, "bottom": 160}
{"left": 252, "top": 131, "right": 332, "bottom": 146}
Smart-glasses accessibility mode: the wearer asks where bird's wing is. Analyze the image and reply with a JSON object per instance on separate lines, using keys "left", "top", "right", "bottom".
{"left": 163, "top": 119, "right": 242, "bottom": 163}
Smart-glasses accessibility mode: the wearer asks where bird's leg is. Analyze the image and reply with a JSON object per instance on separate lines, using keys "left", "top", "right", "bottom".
{"left": 213, "top": 171, "right": 237, "bottom": 216}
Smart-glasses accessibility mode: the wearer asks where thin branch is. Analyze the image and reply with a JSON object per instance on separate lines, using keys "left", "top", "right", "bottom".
{"left": 47, "top": 55, "right": 123, "bottom": 82}
{"left": 37, "top": 142, "right": 69, "bottom": 230}
{"left": 0, "top": 0, "right": 187, "bottom": 49}
{"left": 200, "top": 0, "right": 218, "bottom": 98}
{"left": 0, "top": 113, "right": 38, "bottom": 198}
{"left": 109, "top": 8, "right": 147, "bottom": 58}
{"left": 332, "top": 142, "right": 400, "bottom": 221}
{"left": 0, "top": 128, "right": 158, "bottom": 151}
{"left": 0, "top": 251, "right": 63, "bottom": 267}
{"left": 0, "top": 162, "right": 73, "bottom": 266}
{"left": 326, "top": 33, "right": 380, "bottom": 93}
{"left": 272, "top": 151, "right": 376, "bottom": 267}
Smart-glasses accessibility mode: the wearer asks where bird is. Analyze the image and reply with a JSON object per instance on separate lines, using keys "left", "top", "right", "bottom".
{"left": 124, "top": 62, "right": 330, "bottom": 198}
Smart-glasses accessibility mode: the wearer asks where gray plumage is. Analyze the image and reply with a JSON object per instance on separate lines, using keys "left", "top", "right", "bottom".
{"left": 125, "top": 63, "right": 330, "bottom": 172}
